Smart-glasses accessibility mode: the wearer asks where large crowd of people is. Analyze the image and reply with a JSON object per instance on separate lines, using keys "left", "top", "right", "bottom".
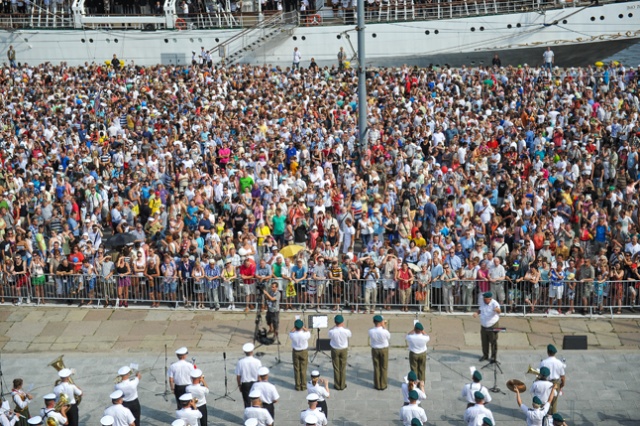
{"left": 0, "top": 53, "right": 639, "bottom": 315}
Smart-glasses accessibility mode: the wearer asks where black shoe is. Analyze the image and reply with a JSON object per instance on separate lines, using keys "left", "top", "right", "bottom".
{"left": 479, "top": 356, "right": 488, "bottom": 361}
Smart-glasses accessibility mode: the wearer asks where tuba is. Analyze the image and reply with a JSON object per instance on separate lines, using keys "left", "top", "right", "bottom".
{"left": 49, "top": 356, "right": 82, "bottom": 406}
{"left": 525, "top": 364, "right": 541, "bottom": 376}
{"left": 53, "top": 393, "right": 69, "bottom": 413}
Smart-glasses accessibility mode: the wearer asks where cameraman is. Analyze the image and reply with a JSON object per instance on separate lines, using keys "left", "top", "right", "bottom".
{"left": 263, "top": 282, "right": 281, "bottom": 339}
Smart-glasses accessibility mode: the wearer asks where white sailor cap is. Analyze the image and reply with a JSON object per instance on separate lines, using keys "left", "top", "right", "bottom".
{"left": 171, "top": 420, "right": 186, "bottom": 426}
{"left": 117, "top": 366, "right": 131, "bottom": 376}
{"left": 100, "top": 416, "right": 115, "bottom": 426}
{"left": 190, "top": 368, "right": 203, "bottom": 379}
{"left": 27, "top": 416, "right": 43, "bottom": 425}
{"left": 304, "top": 414, "right": 319, "bottom": 425}
{"left": 179, "top": 393, "right": 193, "bottom": 402}
{"left": 258, "top": 367, "right": 269, "bottom": 376}
{"left": 175, "top": 347, "right": 188, "bottom": 355}
{"left": 244, "top": 419, "right": 258, "bottom": 426}
{"left": 310, "top": 370, "right": 320, "bottom": 377}
{"left": 43, "top": 393, "right": 56, "bottom": 400}
{"left": 110, "top": 390, "right": 124, "bottom": 400}
{"left": 248, "top": 389, "right": 261, "bottom": 399}
{"left": 242, "top": 343, "right": 255, "bottom": 353}
{"left": 306, "top": 393, "right": 319, "bottom": 402}
{"left": 58, "top": 368, "right": 72, "bottom": 378}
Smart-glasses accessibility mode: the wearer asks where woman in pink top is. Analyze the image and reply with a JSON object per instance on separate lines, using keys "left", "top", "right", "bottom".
{"left": 477, "top": 261, "right": 490, "bottom": 305}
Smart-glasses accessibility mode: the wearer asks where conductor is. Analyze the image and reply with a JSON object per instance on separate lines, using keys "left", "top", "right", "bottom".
{"left": 473, "top": 292, "right": 501, "bottom": 363}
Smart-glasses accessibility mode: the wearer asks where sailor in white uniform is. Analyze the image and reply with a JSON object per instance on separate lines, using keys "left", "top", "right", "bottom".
{"left": 168, "top": 347, "right": 194, "bottom": 410}
{"left": 102, "top": 390, "right": 135, "bottom": 426}
{"left": 175, "top": 393, "right": 203, "bottom": 426}
{"left": 464, "top": 391, "right": 495, "bottom": 426}
{"left": 461, "top": 370, "right": 492, "bottom": 408}
{"left": 185, "top": 369, "right": 209, "bottom": 426}
{"left": 299, "top": 394, "right": 327, "bottom": 426}
{"left": 250, "top": 367, "right": 279, "bottom": 420}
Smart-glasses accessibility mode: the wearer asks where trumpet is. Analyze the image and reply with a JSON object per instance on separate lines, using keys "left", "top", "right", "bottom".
{"left": 114, "top": 369, "right": 138, "bottom": 384}
{"left": 525, "top": 364, "right": 541, "bottom": 376}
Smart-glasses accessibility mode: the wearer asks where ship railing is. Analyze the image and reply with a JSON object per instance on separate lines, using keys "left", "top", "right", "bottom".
{"left": 0, "top": 4, "right": 74, "bottom": 29}
{"left": 209, "top": 10, "right": 297, "bottom": 59}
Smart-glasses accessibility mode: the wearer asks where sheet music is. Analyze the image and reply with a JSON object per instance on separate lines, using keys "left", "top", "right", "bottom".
{"left": 309, "top": 315, "right": 328, "bottom": 329}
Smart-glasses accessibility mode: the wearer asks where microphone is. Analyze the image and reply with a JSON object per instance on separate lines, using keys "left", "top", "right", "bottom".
{"left": 223, "top": 352, "right": 226, "bottom": 360}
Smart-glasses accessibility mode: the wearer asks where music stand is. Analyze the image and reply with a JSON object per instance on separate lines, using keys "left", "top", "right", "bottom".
{"left": 481, "top": 327, "right": 506, "bottom": 394}
{"left": 308, "top": 315, "right": 331, "bottom": 363}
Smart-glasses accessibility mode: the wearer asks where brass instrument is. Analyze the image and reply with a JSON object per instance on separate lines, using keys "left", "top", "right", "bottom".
{"left": 53, "top": 393, "right": 69, "bottom": 412}
{"left": 49, "top": 356, "right": 82, "bottom": 406}
{"left": 114, "top": 369, "right": 138, "bottom": 384}
{"left": 525, "top": 364, "right": 541, "bottom": 376}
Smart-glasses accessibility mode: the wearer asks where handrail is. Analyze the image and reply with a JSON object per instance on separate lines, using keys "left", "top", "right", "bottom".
{"left": 208, "top": 10, "right": 297, "bottom": 59}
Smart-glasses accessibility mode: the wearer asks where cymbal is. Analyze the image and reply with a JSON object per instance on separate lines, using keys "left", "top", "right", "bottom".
{"left": 506, "top": 379, "right": 527, "bottom": 393}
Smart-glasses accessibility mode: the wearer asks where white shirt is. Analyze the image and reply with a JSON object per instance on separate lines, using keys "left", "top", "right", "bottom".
{"left": 368, "top": 326, "right": 391, "bottom": 349}
{"left": 168, "top": 359, "right": 194, "bottom": 386}
{"left": 115, "top": 377, "right": 139, "bottom": 402}
{"left": 539, "top": 356, "right": 565, "bottom": 380}
{"left": 530, "top": 380, "right": 554, "bottom": 402}
{"left": 401, "top": 383, "right": 426, "bottom": 404}
{"left": 290, "top": 330, "right": 311, "bottom": 351}
{"left": 53, "top": 381, "right": 82, "bottom": 405}
{"left": 461, "top": 382, "right": 492, "bottom": 404}
{"left": 185, "top": 383, "right": 209, "bottom": 407}
{"left": 307, "top": 381, "right": 330, "bottom": 402}
{"left": 235, "top": 356, "right": 262, "bottom": 383}
{"left": 406, "top": 333, "right": 430, "bottom": 354}
{"left": 0, "top": 412, "right": 18, "bottom": 426}
{"left": 464, "top": 404, "right": 495, "bottom": 426}
{"left": 41, "top": 408, "right": 67, "bottom": 425}
{"left": 250, "top": 381, "right": 280, "bottom": 404}
{"left": 520, "top": 402, "right": 551, "bottom": 426}
{"left": 328, "top": 326, "right": 352, "bottom": 350}
{"left": 243, "top": 406, "right": 273, "bottom": 426}
{"left": 400, "top": 403, "right": 428, "bottom": 426}
{"left": 479, "top": 299, "right": 500, "bottom": 328}
{"left": 175, "top": 407, "right": 203, "bottom": 425}
{"left": 299, "top": 407, "right": 327, "bottom": 426}
{"left": 103, "top": 404, "right": 135, "bottom": 426}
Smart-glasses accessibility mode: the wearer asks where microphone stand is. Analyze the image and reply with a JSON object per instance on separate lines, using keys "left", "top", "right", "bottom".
{"left": 215, "top": 352, "right": 235, "bottom": 401}
{"left": 155, "top": 344, "right": 173, "bottom": 401}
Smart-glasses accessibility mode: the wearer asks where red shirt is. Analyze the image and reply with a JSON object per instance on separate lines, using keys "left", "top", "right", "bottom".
{"left": 239, "top": 263, "right": 256, "bottom": 284}
{"left": 397, "top": 269, "right": 412, "bottom": 290}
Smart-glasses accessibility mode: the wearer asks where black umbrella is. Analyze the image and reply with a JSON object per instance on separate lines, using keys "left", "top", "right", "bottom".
{"left": 103, "top": 232, "right": 137, "bottom": 249}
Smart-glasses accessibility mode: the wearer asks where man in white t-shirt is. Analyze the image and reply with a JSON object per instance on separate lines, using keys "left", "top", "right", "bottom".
{"left": 543, "top": 47, "right": 554, "bottom": 70}
{"left": 473, "top": 292, "right": 501, "bottom": 362}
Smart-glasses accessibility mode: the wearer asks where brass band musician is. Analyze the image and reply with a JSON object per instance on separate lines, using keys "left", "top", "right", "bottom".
{"left": 40, "top": 393, "right": 68, "bottom": 426}
{"left": 53, "top": 370, "right": 81, "bottom": 426}
{"left": 11, "top": 378, "right": 33, "bottom": 426}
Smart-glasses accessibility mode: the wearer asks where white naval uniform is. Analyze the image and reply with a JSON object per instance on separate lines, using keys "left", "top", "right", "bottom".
{"left": 306, "top": 381, "right": 330, "bottom": 402}
{"left": 175, "top": 407, "right": 203, "bottom": 425}
{"left": 464, "top": 404, "right": 495, "bottom": 426}
{"left": 243, "top": 406, "right": 273, "bottom": 426}
{"left": 115, "top": 378, "right": 140, "bottom": 402}
{"left": 168, "top": 359, "right": 194, "bottom": 386}
{"left": 539, "top": 356, "right": 565, "bottom": 381}
{"left": 520, "top": 402, "right": 551, "bottom": 426}
{"left": 41, "top": 408, "right": 67, "bottom": 425}
{"left": 0, "top": 412, "right": 18, "bottom": 426}
{"left": 185, "top": 383, "right": 209, "bottom": 408}
{"left": 400, "top": 403, "right": 428, "bottom": 426}
{"left": 299, "top": 407, "right": 327, "bottom": 426}
{"left": 250, "top": 381, "right": 280, "bottom": 404}
{"left": 53, "top": 382, "right": 83, "bottom": 405}
{"left": 530, "top": 379, "right": 554, "bottom": 403}
{"left": 461, "top": 382, "right": 492, "bottom": 404}
{"left": 235, "top": 356, "right": 262, "bottom": 383}
{"left": 401, "top": 383, "right": 426, "bottom": 404}
{"left": 103, "top": 404, "right": 135, "bottom": 426}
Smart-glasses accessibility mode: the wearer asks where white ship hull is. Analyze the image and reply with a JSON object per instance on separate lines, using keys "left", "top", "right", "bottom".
{"left": 1, "top": 0, "right": 639, "bottom": 67}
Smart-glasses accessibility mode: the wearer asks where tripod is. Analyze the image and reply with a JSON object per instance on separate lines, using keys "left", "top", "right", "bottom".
{"left": 309, "top": 328, "right": 331, "bottom": 363}
{"left": 215, "top": 352, "right": 235, "bottom": 401}
{"left": 155, "top": 344, "right": 173, "bottom": 401}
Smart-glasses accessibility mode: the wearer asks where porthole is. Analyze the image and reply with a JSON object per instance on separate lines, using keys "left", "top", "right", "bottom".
{"left": 480, "top": 26, "right": 485, "bottom": 31}
{"left": 628, "top": 13, "right": 633, "bottom": 17}
{"left": 600, "top": 16, "right": 604, "bottom": 20}
{"left": 425, "top": 30, "right": 430, "bottom": 35}
{"left": 471, "top": 27, "right": 475, "bottom": 31}
{"left": 562, "top": 19, "right": 567, "bottom": 24}
{"left": 293, "top": 36, "right": 297, "bottom": 40}
{"left": 516, "top": 23, "right": 521, "bottom": 28}
{"left": 215, "top": 38, "right": 219, "bottom": 42}
{"left": 89, "top": 38, "right": 94, "bottom": 43}
{"left": 618, "top": 14, "right": 623, "bottom": 18}
{"left": 372, "top": 33, "right": 377, "bottom": 38}
{"left": 590, "top": 16, "right": 595, "bottom": 21}
{"left": 164, "top": 39, "right": 168, "bottom": 43}
{"left": 507, "top": 24, "right": 512, "bottom": 29}
{"left": 114, "top": 39, "right": 118, "bottom": 43}
{"left": 434, "top": 29, "right": 439, "bottom": 34}
{"left": 337, "top": 34, "right": 341, "bottom": 39}
{"left": 81, "top": 38, "right": 86, "bottom": 43}
{"left": 301, "top": 36, "right": 306, "bottom": 40}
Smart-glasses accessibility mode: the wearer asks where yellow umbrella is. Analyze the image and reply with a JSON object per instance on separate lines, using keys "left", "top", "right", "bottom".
{"left": 280, "top": 244, "right": 305, "bottom": 258}
{"left": 594, "top": 61, "right": 604, "bottom": 67}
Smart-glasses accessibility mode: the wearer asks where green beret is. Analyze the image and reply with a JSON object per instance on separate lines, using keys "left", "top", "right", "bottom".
{"left": 414, "top": 322, "right": 424, "bottom": 331}
{"left": 294, "top": 319, "right": 304, "bottom": 329}
{"left": 335, "top": 315, "right": 344, "bottom": 324}
{"left": 473, "top": 371, "right": 482, "bottom": 381}
{"left": 410, "top": 419, "right": 423, "bottom": 426}
{"left": 532, "top": 396, "right": 542, "bottom": 405}
{"left": 408, "top": 390, "right": 419, "bottom": 401}
{"left": 407, "top": 371, "right": 418, "bottom": 382}
{"left": 373, "top": 315, "right": 384, "bottom": 323}
{"left": 547, "top": 344, "right": 557, "bottom": 353}
{"left": 483, "top": 292, "right": 493, "bottom": 298}
{"left": 482, "top": 417, "right": 493, "bottom": 426}
{"left": 474, "top": 391, "right": 485, "bottom": 400}
{"left": 539, "top": 367, "right": 550, "bottom": 377}
{"left": 552, "top": 413, "right": 565, "bottom": 422}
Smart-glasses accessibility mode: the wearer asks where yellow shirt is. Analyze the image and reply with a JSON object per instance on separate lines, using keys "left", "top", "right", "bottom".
{"left": 257, "top": 225, "right": 271, "bottom": 246}
{"left": 148, "top": 197, "right": 162, "bottom": 215}
{"left": 413, "top": 237, "right": 427, "bottom": 247}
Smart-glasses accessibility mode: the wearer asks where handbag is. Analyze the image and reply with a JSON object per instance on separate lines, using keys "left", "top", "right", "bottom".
{"left": 286, "top": 281, "right": 297, "bottom": 298}
{"left": 415, "top": 290, "right": 427, "bottom": 301}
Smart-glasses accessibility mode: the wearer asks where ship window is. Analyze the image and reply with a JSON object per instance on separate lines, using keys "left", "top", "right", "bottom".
{"left": 425, "top": 30, "right": 430, "bottom": 35}
{"left": 337, "top": 34, "right": 341, "bottom": 39}
{"left": 215, "top": 38, "right": 219, "bottom": 42}
{"left": 81, "top": 38, "right": 86, "bottom": 43}
{"left": 562, "top": 19, "right": 567, "bottom": 24}
{"left": 293, "top": 36, "right": 297, "bottom": 40}
{"left": 590, "top": 16, "right": 595, "bottom": 21}
{"left": 480, "top": 26, "right": 484, "bottom": 31}
{"left": 507, "top": 24, "right": 512, "bottom": 29}
{"left": 434, "top": 29, "right": 439, "bottom": 34}
{"left": 114, "top": 39, "right": 118, "bottom": 43}
{"left": 301, "top": 36, "right": 306, "bottom": 40}
{"left": 372, "top": 33, "right": 377, "bottom": 38}
{"left": 618, "top": 14, "right": 623, "bottom": 18}
{"left": 89, "top": 38, "right": 94, "bottom": 43}
{"left": 628, "top": 13, "right": 633, "bottom": 17}
{"left": 599, "top": 16, "right": 604, "bottom": 20}
{"left": 516, "top": 23, "right": 521, "bottom": 28}
{"left": 471, "top": 27, "right": 475, "bottom": 31}
{"left": 164, "top": 39, "right": 169, "bottom": 43}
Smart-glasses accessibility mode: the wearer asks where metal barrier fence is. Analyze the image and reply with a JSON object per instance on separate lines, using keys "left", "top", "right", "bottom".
{"left": 1, "top": 273, "right": 637, "bottom": 316}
